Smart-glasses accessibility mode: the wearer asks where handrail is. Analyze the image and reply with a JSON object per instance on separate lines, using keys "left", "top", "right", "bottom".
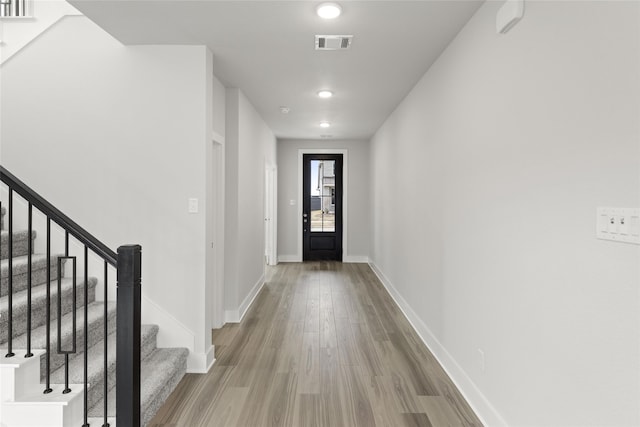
{"left": 0, "top": 165, "right": 117, "bottom": 266}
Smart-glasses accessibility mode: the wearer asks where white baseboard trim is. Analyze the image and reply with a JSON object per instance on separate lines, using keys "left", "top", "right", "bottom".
{"left": 368, "top": 262, "right": 507, "bottom": 427}
{"left": 186, "top": 345, "right": 216, "bottom": 374}
{"left": 278, "top": 255, "right": 301, "bottom": 263}
{"left": 224, "top": 310, "right": 239, "bottom": 324}
{"left": 278, "top": 255, "right": 368, "bottom": 263}
{"left": 343, "top": 255, "right": 369, "bottom": 263}
{"left": 224, "top": 274, "right": 266, "bottom": 324}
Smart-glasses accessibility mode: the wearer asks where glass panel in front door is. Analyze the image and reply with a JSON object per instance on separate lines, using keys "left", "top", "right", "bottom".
{"left": 310, "top": 160, "right": 336, "bottom": 232}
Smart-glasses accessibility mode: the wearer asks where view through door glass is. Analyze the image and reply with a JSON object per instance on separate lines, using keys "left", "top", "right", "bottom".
{"left": 310, "top": 160, "right": 335, "bottom": 232}
{"left": 303, "top": 154, "right": 343, "bottom": 261}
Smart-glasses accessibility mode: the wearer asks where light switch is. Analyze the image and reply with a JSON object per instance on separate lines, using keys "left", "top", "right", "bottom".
{"left": 289, "top": 199, "right": 296, "bottom": 206}
{"left": 188, "top": 198, "right": 199, "bottom": 213}
{"left": 619, "top": 216, "right": 630, "bottom": 235}
{"left": 607, "top": 215, "right": 618, "bottom": 234}
{"left": 598, "top": 213, "right": 609, "bottom": 233}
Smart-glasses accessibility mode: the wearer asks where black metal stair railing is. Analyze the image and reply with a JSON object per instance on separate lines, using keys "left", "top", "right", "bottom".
{"left": 0, "top": 165, "right": 142, "bottom": 427}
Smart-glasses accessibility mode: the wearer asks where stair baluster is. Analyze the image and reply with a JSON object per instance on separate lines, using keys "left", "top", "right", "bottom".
{"left": 6, "top": 190, "right": 14, "bottom": 358}
{"left": 26, "top": 202, "right": 33, "bottom": 358}
{"left": 44, "top": 216, "right": 53, "bottom": 394}
{"left": 83, "top": 245, "right": 89, "bottom": 427}
{"left": 103, "top": 260, "right": 109, "bottom": 427}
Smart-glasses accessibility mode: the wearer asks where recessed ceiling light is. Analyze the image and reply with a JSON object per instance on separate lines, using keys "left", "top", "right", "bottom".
{"left": 320, "top": 121, "right": 331, "bottom": 128}
{"left": 279, "top": 106, "right": 290, "bottom": 114}
{"left": 317, "top": 90, "right": 333, "bottom": 98}
{"left": 316, "top": 2, "right": 341, "bottom": 19}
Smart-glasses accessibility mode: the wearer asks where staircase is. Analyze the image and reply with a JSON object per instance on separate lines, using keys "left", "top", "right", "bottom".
{"left": 0, "top": 177, "right": 188, "bottom": 426}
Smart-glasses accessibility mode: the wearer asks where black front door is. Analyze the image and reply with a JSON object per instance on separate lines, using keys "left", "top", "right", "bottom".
{"left": 303, "top": 154, "right": 343, "bottom": 261}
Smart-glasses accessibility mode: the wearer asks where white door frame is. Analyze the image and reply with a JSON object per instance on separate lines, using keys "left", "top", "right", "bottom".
{"left": 210, "top": 137, "right": 225, "bottom": 329}
{"left": 297, "top": 148, "right": 348, "bottom": 261}
{"left": 264, "top": 164, "right": 278, "bottom": 266}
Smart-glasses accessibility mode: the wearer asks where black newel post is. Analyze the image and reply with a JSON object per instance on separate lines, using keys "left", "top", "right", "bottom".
{"left": 116, "top": 245, "right": 142, "bottom": 427}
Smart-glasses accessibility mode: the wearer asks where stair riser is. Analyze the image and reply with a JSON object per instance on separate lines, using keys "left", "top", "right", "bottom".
{"left": 0, "top": 231, "right": 35, "bottom": 260}
{"left": 1, "top": 386, "right": 85, "bottom": 427}
{"left": 1, "top": 261, "right": 64, "bottom": 297}
{"left": 0, "top": 350, "right": 45, "bottom": 403}
{"left": 0, "top": 280, "right": 96, "bottom": 345}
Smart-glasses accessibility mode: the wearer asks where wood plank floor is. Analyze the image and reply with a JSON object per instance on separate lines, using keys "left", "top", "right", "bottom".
{"left": 148, "top": 262, "right": 483, "bottom": 427}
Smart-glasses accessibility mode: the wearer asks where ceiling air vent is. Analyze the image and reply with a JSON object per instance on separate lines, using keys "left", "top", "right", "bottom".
{"left": 315, "top": 35, "right": 353, "bottom": 51}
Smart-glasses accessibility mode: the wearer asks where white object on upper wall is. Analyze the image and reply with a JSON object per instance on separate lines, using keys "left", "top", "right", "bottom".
{"left": 496, "top": 0, "right": 524, "bottom": 34}
{"left": 0, "top": 0, "right": 31, "bottom": 18}
{"left": 0, "top": 0, "right": 82, "bottom": 64}
{"left": 597, "top": 207, "right": 640, "bottom": 245}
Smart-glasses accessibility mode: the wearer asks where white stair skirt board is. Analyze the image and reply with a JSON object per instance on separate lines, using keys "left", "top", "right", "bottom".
{"left": 368, "top": 262, "right": 508, "bottom": 427}
{"left": 2, "top": 384, "right": 85, "bottom": 427}
{"left": 142, "top": 293, "right": 214, "bottom": 373}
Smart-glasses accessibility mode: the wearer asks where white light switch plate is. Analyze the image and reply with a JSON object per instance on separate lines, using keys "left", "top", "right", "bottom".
{"left": 597, "top": 207, "right": 640, "bottom": 244}
{"left": 188, "top": 198, "right": 199, "bottom": 214}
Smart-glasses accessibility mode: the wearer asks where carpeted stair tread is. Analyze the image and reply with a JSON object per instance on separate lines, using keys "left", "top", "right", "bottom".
{"left": 0, "top": 253, "right": 65, "bottom": 296}
{"left": 50, "top": 325, "right": 159, "bottom": 410}
{"left": 89, "top": 347, "right": 188, "bottom": 426}
{"left": 0, "top": 277, "right": 97, "bottom": 342}
{"left": 0, "top": 253, "right": 61, "bottom": 279}
{"left": 0, "top": 229, "right": 36, "bottom": 260}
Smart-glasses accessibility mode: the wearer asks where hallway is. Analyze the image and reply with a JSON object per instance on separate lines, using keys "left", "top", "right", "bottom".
{"left": 149, "top": 262, "right": 482, "bottom": 426}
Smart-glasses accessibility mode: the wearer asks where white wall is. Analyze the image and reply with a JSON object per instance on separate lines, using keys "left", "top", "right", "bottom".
{"left": 277, "top": 139, "right": 370, "bottom": 262}
{"left": 370, "top": 1, "right": 640, "bottom": 425}
{"left": 0, "top": 15, "right": 214, "bottom": 372}
{"left": 224, "top": 88, "right": 276, "bottom": 322}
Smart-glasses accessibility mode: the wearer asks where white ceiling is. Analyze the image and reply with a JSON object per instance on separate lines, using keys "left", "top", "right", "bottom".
{"left": 69, "top": 0, "right": 483, "bottom": 140}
